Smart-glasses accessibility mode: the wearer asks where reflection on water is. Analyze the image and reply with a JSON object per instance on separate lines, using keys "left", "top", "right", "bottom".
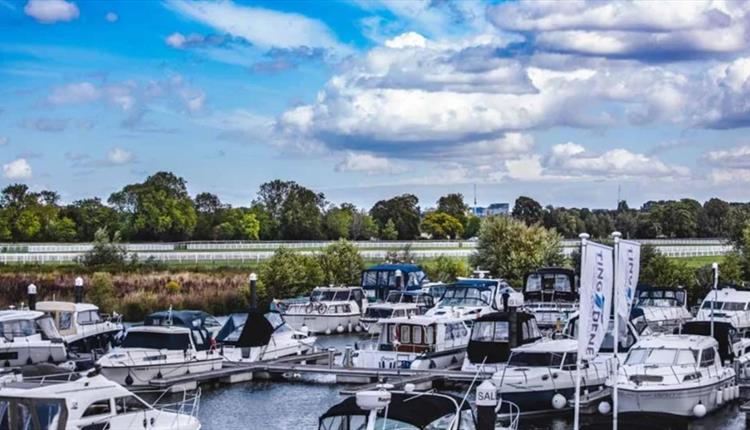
{"left": 196, "top": 333, "right": 747, "bottom": 430}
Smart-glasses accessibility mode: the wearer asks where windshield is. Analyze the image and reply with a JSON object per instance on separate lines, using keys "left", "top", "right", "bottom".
{"left": 639, "top": 298, "right": 678, "bottom": 307}
{"left": 470, "top": 321, "right": 508, "bottom": 342}
{"left": 121, "top": 331, "right": 191, "bottom": 350}
{"left": 625, "top": 348, "right": 697, "bottom": 366}
{"left": 440, "top": 287, "right": 491, "bottom": 307}
{"left": 36, "top": 316, "right": 62, "bottom": 340}
{"left": 701, "top": 301, "right": 747, "bottom": 311}
{"left": 0, "top": 399, "right": 64, "bottom": 430}
{"left": 0, "top": 319, "right": 35, "bottom": 341}
{"left": 386, "top": 292, "right": 412, "bottom": 303}
{"left": 508, "top": 351, "right": 573, "bottom": 368}
{"left": 364, "top": 308, "right": 394, "bottom": 319}
{"left": 319, "top": 411, "right": 470, "bottom": 430}
{"left": 312, "top": 290, "right": 351, "bottom": 302}
{"left": 525, "top": 273, "right": 572, "bottom": 293}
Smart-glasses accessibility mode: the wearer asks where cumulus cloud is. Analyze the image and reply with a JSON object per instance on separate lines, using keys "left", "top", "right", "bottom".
{"left": 488, "top": 1, "right": 748, "bottom": 61}
{"left": 3, "top": 158, "right": 32, "bottom": 179}
{"left": 107, "top": 147, "right": 134, "bottom": 165}
{"left": 335, "top": 152, "right": 393, "bottom": 174}
{"left": 47, "top": 82, "right": 100, "bottom": 105}
{"left": 20, "top": 118, "right": 68, "bottom": 132}
{"left": 105, "top": 12, "right": 118, "bottom": 22}
{"left": 705, "top": 144, "right": 750, "bottom": 168}
{"left": 166, "top": 0, "right": 345, "bottom": 53}
{"left": 24, "top": 0, "right": 79, "bottom": 24}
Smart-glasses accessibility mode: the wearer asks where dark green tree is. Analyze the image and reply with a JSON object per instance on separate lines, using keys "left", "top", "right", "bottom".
{"left": 512, "top": 196, "right": 543, "bottom": 226}
{"left": 370, "top": 194, "right": 420, "bottom": 239}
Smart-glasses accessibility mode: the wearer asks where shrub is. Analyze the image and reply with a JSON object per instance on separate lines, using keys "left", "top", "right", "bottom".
{"left": 88, "top": 272, "right": 117, "bottom": 314}
{"left": 259, "top": 247, "right": 323, "bottom": 300}
{"left": 165, "top": 280, "right": 181, "bottom": 294}
{"left": 79, "top": 228, "right": 126, "bottom": 269}
{"left": 120, "top": 290, "right": 160, "bottom": 321}
{"left": 423, "top": 256, "right": 469, "bottom": 282}
{"left": 318, "top": 240, "right": 364, "bottom": 286}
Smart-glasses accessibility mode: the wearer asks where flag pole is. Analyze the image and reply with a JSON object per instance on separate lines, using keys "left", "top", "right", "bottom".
{"left": 611, "top": 231, "right": 622, "bottom": 430}
{"left": 711, "top": 262, "right": 719, "bottom": 338}
{"left": 574, "top": 232, "right": 590, "bottom": 430}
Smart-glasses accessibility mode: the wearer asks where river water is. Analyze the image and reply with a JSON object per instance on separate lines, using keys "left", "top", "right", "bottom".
{"left": 194, "top": 334, "right": 747, "bottom": 430}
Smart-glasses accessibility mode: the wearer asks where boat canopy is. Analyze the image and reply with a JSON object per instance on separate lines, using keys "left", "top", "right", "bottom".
{"left": 678, "top": 321, "right": 738, "bottom": 362}
{"left": 145, "top": 310, "right": 212, "bottom": 329}
{"left": 636, "top": 285, "right": 687, "bottom": 307}
{"left": 522, "top": 267, "right": 577, "bottom": 302}
{"left": 215, "top": 310, "right": 283, "bottom": 347}
{"left": 319, "top": 392, "right": 470, "bottom": 429}
{"left": 361, "top": 264, "right": 427, "bottom": 300}
{"left": 466, "top": 311, "right": 541, "bottom": 364}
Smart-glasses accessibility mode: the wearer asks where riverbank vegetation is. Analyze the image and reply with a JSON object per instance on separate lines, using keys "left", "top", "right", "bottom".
{"left": 2, "top": 171, "right": 750, "bottom": 244}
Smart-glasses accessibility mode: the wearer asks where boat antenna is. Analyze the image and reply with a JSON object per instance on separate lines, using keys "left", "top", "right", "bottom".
{"left": 711, "top": 262, "right": 719, "bottom": 338}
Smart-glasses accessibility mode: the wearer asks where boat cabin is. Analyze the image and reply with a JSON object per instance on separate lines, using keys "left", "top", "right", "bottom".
{"left": 523, "top": 267, "right": 577, "bottom": 303}
{"left": 563, "top": 312, "right": 651, "bottom": 353}
{"left": 319, "top": 391, "right": 475, "bottom": 430}
{"left": 506, "top": 339, "right": 578, "bottom": 370}
{"left": 361, "top": 263, "right": 427, "bottom": 301}
{"left": 120, "top": 325, "right": 199, "bottom": 352}
{"left": 36, "top": 301, "right": 122, "bottom": 353}
{"left": 636, "top": 286, "right": 687, "bottom": 308}
{"left": 377, "top": 316, "right": 469, "bottom": 354}
{"left": 141, "top": 310, "right": 216, "bottom": 351}
{"left": 466, "top": 310, "right": 542, "bottom": 366}
{"left": 0, "top": 310, "right": 61, "bottom": 343}
{"left": 697, "top": 288, "right": 750, "bottom": 335}
{"left": 679, "top": 321, "right": 748, "bottom": 363}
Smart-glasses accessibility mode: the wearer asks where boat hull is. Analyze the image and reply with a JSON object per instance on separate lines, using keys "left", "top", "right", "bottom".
{"left": 0, "top": 342, "right": 67, "bottom": 367}
{"left": 617, "top": 376, "right": 736, "bottom": 417}
{"left": 284, "top": 313, "right": 361, "bottom": 334}
{"left": 351, "top": 347, "right": 465, "bottom": 370}
{"left": 100, "top": 356, "right": 223, "bottom": 387}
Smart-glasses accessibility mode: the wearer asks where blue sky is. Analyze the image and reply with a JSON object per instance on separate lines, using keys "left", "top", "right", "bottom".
{"left": 2, "top": 0, "right": 750, "bottom": 209}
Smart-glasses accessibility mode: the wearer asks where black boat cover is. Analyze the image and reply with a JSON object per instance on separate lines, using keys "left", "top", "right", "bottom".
{"left": 319, "top": 392, "right": 470, "bottom": 428}
{"left": 677, "top": 321, "right": 737, "bottom": 362}
{"left": 466, "top": 311, "right": 540, "bottom": 364}
{"left": 216, "top": 310, "right": 276, "bottom": 347}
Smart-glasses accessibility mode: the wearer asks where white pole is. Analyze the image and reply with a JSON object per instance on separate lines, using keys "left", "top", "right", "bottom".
{"left": 611, "top": 231, "right": 622, "bottom": 430}
{"left": 574, "top": 232, "right": 589, "bottom": 430}
{"left": 711, "top": 262, "right": 719, "bottom": 338}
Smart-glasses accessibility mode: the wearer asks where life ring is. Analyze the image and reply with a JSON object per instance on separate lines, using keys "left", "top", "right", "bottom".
{"left": 316, "top": 303, "right": 328, "bottom": 314}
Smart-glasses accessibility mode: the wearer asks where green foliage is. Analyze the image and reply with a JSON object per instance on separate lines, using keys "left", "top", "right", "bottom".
{"left": 48, "top": 217, "right": 77, "bottom": 242}
{"left": 639, "top": 245, "right": 693, "bottom": 289}
{"left": 436, "top": 193, "right": 468, "bottom": 229}
{"left": 381, "top": 219, "right": 398, "bottom": 240}
{"left": 421, "top": 212, "right": 463, "bottom": 239}
{"left": 464, "top": 215, "right": 481, "bottom": 239}
{"left": 165, "top": 279, "right": 181, "bottom": 294}
{"left": 255, "top": 180, "right": 325, "bottom": 240}
{"left": 370, "top": 194, "right": 420, "bottom": 239}
{"left": 323, "top": 206, "right": 354, "bottom": 240}
{"left": 318, "top": 240, "right": 364, "bottom": 285}
{"left": 239, "top": 212, "right": 260, "bottom": 240}
{"left": 79, "top": 228, "right": 127, "bottom": 268}
{"left": 350, "top": 210, "right": 378, "bottom": 240}
{"left": 512, "top": 196, "right": 543, "bottom": 226}
{"left": 259, "top": 248, "right": 324, "bottom": 301}
{"left": 423, "top": 256, "right": 468, "bottom": 283}
{"left": 470, "top": 216, "right": 565, "bottom": 287}
{"left": 89, "top": 272, "right": 117, "bottom": 314}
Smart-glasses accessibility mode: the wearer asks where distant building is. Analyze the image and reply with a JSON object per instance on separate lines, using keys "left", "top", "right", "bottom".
{"left": 472, "top": 203, "right": 509, "bottom": 217}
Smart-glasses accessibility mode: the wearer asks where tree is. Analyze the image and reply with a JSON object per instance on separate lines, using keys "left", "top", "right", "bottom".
{"left": 323, "top": 206, "right": 354, "bottom": 240}
{"left": 381, "top": 219, "right": 398, "bottom": 240}
{"left": 464, "top": 215, "right": 481, "bottom": 239}
{"left": 470, "top": 216, "right": 565, "bottom": 287}
{"left": 512, "top": 196, "right": 543, "bottom": 226}
{"left": 89, "top": 272, "right": 117, "bottom": 314}
{"left": 318, "top": 240, "right": 364, "bottom": 285}
{"left": 437, "top": 193, "right": 468, "bottom": 228}
{"left": 65, "top": 198, "right": 119, "bottom": 241}
{"left": 700, "top": 198, "right": 730, "bottom": 237}
{"left": 370, "top": 194, "right": 420, "bottom": 239}
{"left": 194, "top": 192, "right": 228, "bottom": 240}
{"left": 255, "top": 180, "right": 325, "bottom": 240}
{"left": 108, "top": 172, "right": 197, "bottom": 241}
{"left": 239, "top": 212, "right": 261, "bottom": 240}
{"left": 423, "top": 256, "right": 469, "bottom": 282}
{"left": 350, "top": 210, "right": 378, "bottom": 240}
{"left": 79, "top": 228, "right": 126, "bottom": 268}
{"left": 421, "top": 212, "right": 464, "bottom": 239}
{"left": 47, "top": 217, "right": 77, "bottom": 242}
{"left": 639, "top": 245, "right": 693, "bottom": 289}
{"left": 259, "top": 248, "right": 323, "bottom": 301}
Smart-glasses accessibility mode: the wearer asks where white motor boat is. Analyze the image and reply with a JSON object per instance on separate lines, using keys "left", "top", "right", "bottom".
{"left": 217, "top": 311, "right": 317, "bottom": 362}
{"left": 425, "top": 278, "right": 523, "bottom": 324}
{"left": 36, "top": 301, "right": 123, "bottom": 354}
{"left": 491, "top": 339, "right": 610, "bottom": 416}
{"left": 0, "top": 372, "right": 201, "bottom": 429}
{"left": 696, "top": 287, "right": 750, "bottom": 336}
{"left": 350, "top": 315, "right": 470, "bottom": 370}
{"left": 633, "top": 287, "right": 692, "bottom": 333}
{"left": 0, "top": 310, "right": 67, "bottom": 368}
{"left": 97, "top": 315, "right": 223, "bottom": 387}
{"left": 522, "top": 267, "right": 578, "bottom": 331}
{"left": 460, "top": 308, "right": 543, "bottom": 374}
{"left": 360, "top": 291, "right": 435, "bottom": 334}
{"left": 279, "top": 287, "right": 368, "bottom": 335}
{"left": 360, "top": 263, "right": 430, "bottom": 301}
{"left": 612, "top": 334, "right": 738, "bottom": 418}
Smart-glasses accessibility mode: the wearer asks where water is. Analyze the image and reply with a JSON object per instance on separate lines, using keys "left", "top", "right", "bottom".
{"left": 195, "top": 334, "right": 747, "bottom": 430}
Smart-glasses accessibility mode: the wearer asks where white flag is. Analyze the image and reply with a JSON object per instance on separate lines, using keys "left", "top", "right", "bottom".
{"left": 616, "top": 240, "right": 641, "bottom": 337}
{"left": 577, "top": 241, "right": 614, "bottom": 361}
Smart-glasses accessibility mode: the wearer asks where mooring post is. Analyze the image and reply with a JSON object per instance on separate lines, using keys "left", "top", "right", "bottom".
{"left": 27, "top": 283, "right": 37, "bottom": 310}
{"left": 249, "top": 272, "right": 258, "bottom": 309}
{"left": 74, "top": 276, "right": 84, "bottom": 303}
{"left": 395, "top": 269, "right": 403, "bottom": 290}
{"left": 476, "top": 379, "right": 498, "bottom": 430}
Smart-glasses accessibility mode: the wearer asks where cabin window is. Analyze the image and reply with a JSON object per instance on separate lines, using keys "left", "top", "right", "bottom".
{"left": 412, "top": 326, "right": 423, "bottom": 344}
{"left": 122, "top": 332, "right": 190, "bottom": 350}
{"left": 0, "top": 319, "right": 35, "bottom": 341}
{"left": 58, "top": 312, "right": 73, "bottom": 330}
{"left": 400, "top": 325, "right": 411, "bottom": 343}
{"left": 700, "top": 348, "right": 715, "bottom": 367}
{"left": 723, "top": 302, "right": 747, "bottom": 311}
{"left": 562, "top": 352, "right": 577, "bottom": 369}
{"left": 676, "top": 350, "right": 697, "bottom": 365}
{"left": 78, "top": 310, "right": 101, "bottom": 325}
{"left": 526, "top": 321, "right": 542, "bottom": 339}
{"left": 343, "top": 305, "right": 351, "bottom": 313}
{"left": 425, "top": 326, "right": 435, "bottom": 344}
{"left": 521, "top": 323, "right": 530, "bottom": 339}
{"left": 362, "top": 271, "right": 378, "bottom": 287}
{"left": 82, "top": 400, "right": 112, "bottom": 417}
{"left": 115, "top": 396, "right": 148, "bottom": 414}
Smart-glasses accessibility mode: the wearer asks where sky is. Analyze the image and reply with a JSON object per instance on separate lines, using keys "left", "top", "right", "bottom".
{"left": 2, "top": 0, "right": 750, "bottom": 210}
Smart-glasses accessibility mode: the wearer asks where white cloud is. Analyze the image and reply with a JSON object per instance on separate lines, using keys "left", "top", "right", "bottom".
{"left": 710, "top": 168, "right": 750, "bottom": 184}
{"left": 545, "top": 143, "right": 689, "bottom": 178}
{"left": 105, "top": 12, "right": 118, "bottom": 22}
{"left": 335, "top": 152, "right": 392, "bottom": 174}
{"left": 107, "top": 147, "right": 134, "bottom": 165}
{"left": 166, "top": 32, "right": 187, "bottom": 49}
{"left": 24, "top": 0, "right": 79, "bottom": 24}
{"left": 166, "top": 0, "right": 345, "bottom": 53}
{"left": 385, "top": 32, "right": 427, "bottom": 49}
{"left": 705, "top": 145, "right": 750, "bottom": 168}
{"left": 3, "top": 158, "right": 32, "bottom": 179}
{"left": 47, "top": 82, "right": 100, "bottom": 105}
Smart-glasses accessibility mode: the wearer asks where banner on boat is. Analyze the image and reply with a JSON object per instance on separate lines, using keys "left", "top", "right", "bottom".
{"left": 615, "top": 239, "right": 641, "bottom": 337}
{"left": 577, "top": 241, "right": 614, "bottom": 361}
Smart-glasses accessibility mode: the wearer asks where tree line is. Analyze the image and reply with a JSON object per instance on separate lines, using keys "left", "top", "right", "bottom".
{"left": 1, "top": 170, "right": 749, "bottom": 243}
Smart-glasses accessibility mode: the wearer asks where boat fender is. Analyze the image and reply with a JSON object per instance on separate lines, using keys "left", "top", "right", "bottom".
{"left": 26, "top": 357, "right": 33, "bottom": 366}
{"left": 552, "top": 394, "right": 567, "bottom": 410}
{"left": 693, "top": 403, "right": 706, "bottom": 418}
{"left": 125, "top": 374, "right": 134, "bottom": 386}
{"left": 325, "top": 329, "right": 332, "bottom": 335}
{"left": 597, "top": 401, "right": 611, "bottom": 415}
{"left": 354, "top": 324, "right": 362, "bottom": 332}
{"left": 429, "top": 360, "right": 437, "bottom": 369}
{"left": 717, "top": 389, "right": 723, "bottom": 405}
{"left": 337, "top": 324, "right": 345, "bottom": 334}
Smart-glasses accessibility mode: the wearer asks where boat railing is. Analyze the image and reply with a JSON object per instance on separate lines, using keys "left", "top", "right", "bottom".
{"left": 13, "top": 371, "right": 81, "bottom": 386}
{"left": 495, "top": 400, "right": 521, "bottom": 430}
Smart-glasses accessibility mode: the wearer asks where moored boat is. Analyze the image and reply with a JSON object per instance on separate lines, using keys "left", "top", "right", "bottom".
{"left": 361, "top": 263, "right": 429, "bottom": 301}
{"left": 425, "top": 277, "right": 523, "bottom": 324}
{"left": 633, "top": 286, "right": 692, "bottom": 333}
{"left": 0, "top": 310, "right": 67, "bottom": 368}
{"left": 359, "top": 291, "right": 435, "bottom": 334}
{"left": 695, "top": 287, "right": 750, "bottom": 336}
{"left": 522, "top": 267, "right": 578, "bottom": 330}
{"left": 36, "top": 301, "right": 123, "bottom": 354}
{"left": 279, "top": 286, "right": 368, "bottom": 335}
